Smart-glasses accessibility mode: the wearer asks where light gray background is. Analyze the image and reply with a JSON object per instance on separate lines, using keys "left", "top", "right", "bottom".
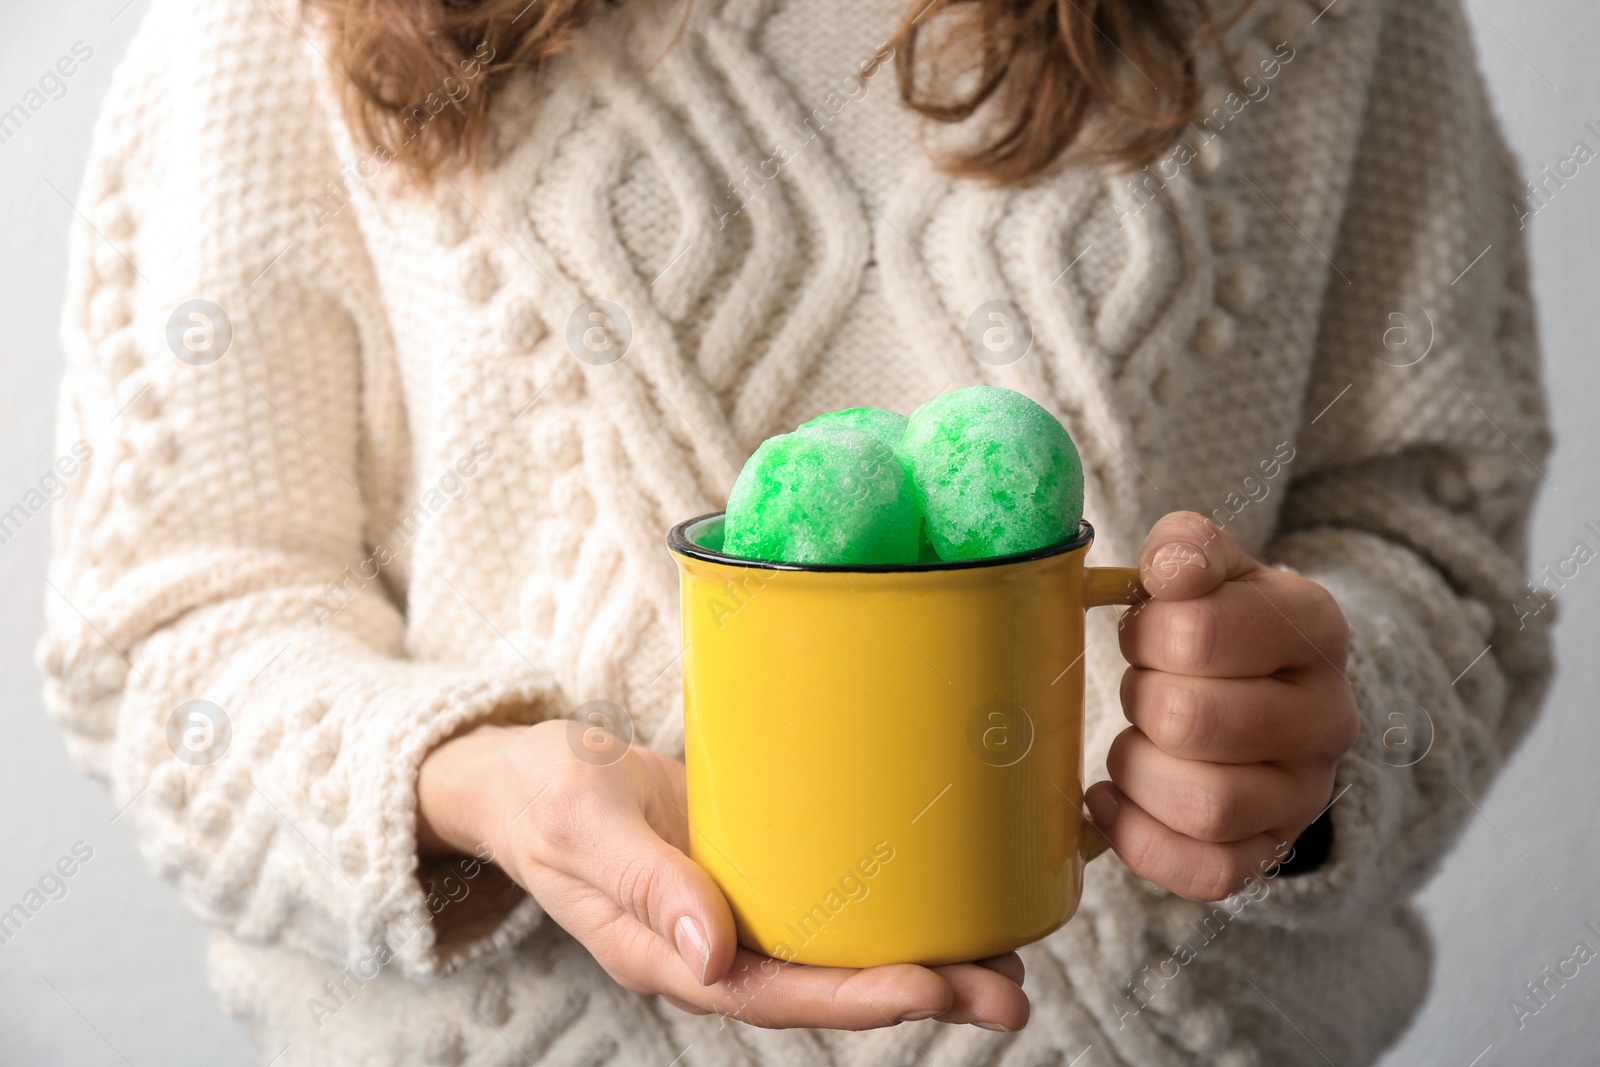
{"left": 1, "top": 2, "right": 1594, "bottom": 1064}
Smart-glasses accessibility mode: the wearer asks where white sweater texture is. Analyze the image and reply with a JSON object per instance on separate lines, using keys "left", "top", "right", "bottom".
{"left": 40, "top": 0, "right": 1553, "bottom": 1063}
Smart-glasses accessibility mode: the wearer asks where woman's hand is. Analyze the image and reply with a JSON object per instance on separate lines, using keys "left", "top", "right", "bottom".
{"left": 417, "top": 720, "right": 1030, "bottom": 1031}
{"left": 1087, "top": 511, "right": 1361, "bottom": 901}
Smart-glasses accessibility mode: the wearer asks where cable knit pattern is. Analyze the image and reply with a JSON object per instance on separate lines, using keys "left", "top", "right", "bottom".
{"left": 40, "top": 0, "right": 1551, "bottom": 1063}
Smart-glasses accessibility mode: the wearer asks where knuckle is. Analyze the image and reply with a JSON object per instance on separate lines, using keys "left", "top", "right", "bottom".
{"left": 1157, "top": 681, "right": 1213, "bottom": 755}
{"left": 1164, "top": 601, "right": 1218, "bottom": 674}
{"left": 1296, "top": 679, "right": 1360, "bottom": 763}
{"left": 1119, "top": 819, "right": 1164, "bottom": 877}
{"left": 1324, "top": 696, "right": 1362, "bottom": 758}
{"left": 1179, "top": 779, "right": 1236, "bottom": 843}
{"left": 1325, "top": 615, "right": 1352, "bottom": 668}
{"left": 1295, "top": 577, "right": 1350, "bottom": 664}
{"left": 1191, "top": 852, "right": 1247, "bottom": 901}
{"left": 612, "top": 855, "right": 661, "bottom": 924}
{"left": 826, "top": 970, "right": 861, "bottom": 1018}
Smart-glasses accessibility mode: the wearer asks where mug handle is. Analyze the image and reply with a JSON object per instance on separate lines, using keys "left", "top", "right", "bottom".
{"left": 1079, "top": 566, "right": 1147, "bottom": 863}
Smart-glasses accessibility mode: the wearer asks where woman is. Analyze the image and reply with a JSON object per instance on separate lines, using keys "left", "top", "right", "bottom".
{"left": 41, "top": 0, "right": 1551, "bottom": 1063}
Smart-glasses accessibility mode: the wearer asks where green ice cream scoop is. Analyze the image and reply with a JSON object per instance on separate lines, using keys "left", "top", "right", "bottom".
{"left": 722, "top": 424, "right": 922, "bottom": 565}
{"left": 902, "top": 386, "right": 1084, "bottom": 561}
{"left": 799, "top": 407, "right": 910, "bottom": 454}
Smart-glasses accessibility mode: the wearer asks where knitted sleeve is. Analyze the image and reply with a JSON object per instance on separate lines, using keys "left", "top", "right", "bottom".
{"left": 36, "top": 0, "right": 549, "bottom": 975}
{"left": 1240, "top": 0, "right": 1554, "bottom": 928}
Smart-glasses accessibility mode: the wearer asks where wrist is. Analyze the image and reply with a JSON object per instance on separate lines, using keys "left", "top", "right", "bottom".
{"left": 416, "top": 722, "right": 525, "bottom": 858}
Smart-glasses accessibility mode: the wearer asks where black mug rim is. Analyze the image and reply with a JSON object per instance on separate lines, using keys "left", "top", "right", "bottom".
{"left": 667, "top": 513, "right": 1095, "bottom": 573}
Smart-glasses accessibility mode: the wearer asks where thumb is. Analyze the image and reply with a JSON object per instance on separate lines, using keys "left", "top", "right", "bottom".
{"left": 587, "top": 795, "right": 740, "bottom": 987}
{"left": 1138, "top": 511, "right": 1260, "bottom": 601}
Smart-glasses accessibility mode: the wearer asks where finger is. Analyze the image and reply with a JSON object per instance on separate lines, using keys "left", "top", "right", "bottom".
{"left": 658, "top": 993, "right": 711, "bottom": 1016}
{"left": 1120, "top": 668, "right": 1359, "bottom": 765}
{"left": 1119, "top": 574, "right": 1345, "bottom": 677}
{"left": 1138, "top": 511, "right": 1261, "bottom": 601}
{"left": 1106, "top": 728, "right": 1330, "bottom": 844}
{"left": 1085, "top": 781, "right": 1292, "bottom": 901}
{"left": 528, "top": 759, "right": 738, "bottom": 986}
{"left": 974, "top": 952, "right": 1025, "bottom": 987}
{"left": 692, "top": 953, "right": 956, "bottom": 1030}
{"left": 930, "top": 961, "right": 1031, "bottom": 1030}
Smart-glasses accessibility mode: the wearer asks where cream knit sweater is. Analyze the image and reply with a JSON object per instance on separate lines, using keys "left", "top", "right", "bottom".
{"left": 41, "top": 0, "right": 1553, "bottom": 1063}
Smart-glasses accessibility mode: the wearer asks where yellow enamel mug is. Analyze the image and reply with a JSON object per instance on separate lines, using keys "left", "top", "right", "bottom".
{"left": 668, "top": 514, "right": 1144, "bottom": 968}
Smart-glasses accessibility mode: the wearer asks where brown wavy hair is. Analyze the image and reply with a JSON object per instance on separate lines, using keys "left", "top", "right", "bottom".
{"left": 306, "top": 0, "right": 1245, "bottom": 186}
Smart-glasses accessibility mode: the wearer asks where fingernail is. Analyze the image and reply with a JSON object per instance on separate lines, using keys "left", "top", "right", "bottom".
{"left": 975, "top": 1022, "right": 1013, "bottom": 1032}
{"left": 1086, "top": 785, "right": 1120, "bottom": 828}
{"left": 897, "top": 1008, "right": 943, "bottom": 1023}
{"left": 675, "top": 915, "right": 711, "bottom": 985}
{"left": 1150, "top": 541, "right": 1207, "bottom": 581}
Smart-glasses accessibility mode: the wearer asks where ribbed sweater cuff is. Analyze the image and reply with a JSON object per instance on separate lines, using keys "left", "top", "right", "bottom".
{"left": 124, "top": 598, "right": 555, "bottom": 980}
{"left": 344, "top": 664, "right": 551, "bottom": 977}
